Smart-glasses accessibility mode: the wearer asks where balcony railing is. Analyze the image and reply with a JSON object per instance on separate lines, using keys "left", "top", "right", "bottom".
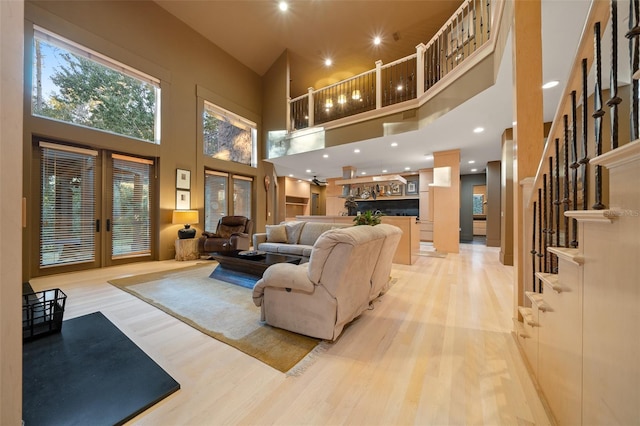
{"left": 289, "top": 0, "right": 494, "bottom": 132}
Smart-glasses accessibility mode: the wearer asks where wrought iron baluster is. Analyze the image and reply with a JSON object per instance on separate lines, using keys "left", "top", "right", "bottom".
{"left": 548, "top": 156, "right": 555, "bottom": 273}
{"left": 580, "top": 58, "right": 590, "bottom": 210}
{"left": 570, "top": 91, "right": 579, "bottom": 248}
{"left": 593, "top": 21, "right": 606, "bottom": 210}
{"left": 554, "top": 138, "right": 561, "bottom": 267}
{"left": 543, "top": 174, "right": 548, "bottom": 272}
{"left": 608, "top": 0, "right": 622, "bottom": 150}
{"left": 626, "top": 0, "right": 640, "bottom": 140}
{"left": 537, "top": 188, "right": 544, "bottom": 291}
{"left": 563, "top": 137, "right": 570, "bottom": 248}
{"left": 531, "top": 200, "right": 538, "bottom": 292}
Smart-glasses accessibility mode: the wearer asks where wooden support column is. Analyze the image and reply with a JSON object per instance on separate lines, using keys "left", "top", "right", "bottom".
{"left": 0, "top": 0, "right": 24, "bottom": 423}
{"left": 433, "top": 149, "right": 460, "bottom": 253}
{"left": 512, "top": 0, "right": 544, "bottom": 316}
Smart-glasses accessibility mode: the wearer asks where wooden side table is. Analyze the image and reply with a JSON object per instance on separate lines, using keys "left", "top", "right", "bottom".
{"left": 175, "top": 238, "right": 200, "bottom": 261}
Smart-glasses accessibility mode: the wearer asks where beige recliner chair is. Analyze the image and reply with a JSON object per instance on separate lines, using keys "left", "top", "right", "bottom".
{"left": 252, "top": 224, "right": 402, "bottom": 340}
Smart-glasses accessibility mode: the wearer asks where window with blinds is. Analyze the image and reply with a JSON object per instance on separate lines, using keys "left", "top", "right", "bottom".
{"left": 204, "top": 171, "right": 228, "bottom": 232}
{"left": 111, "top": 154, "right": 152, "bottom": 259}
{"left": 232, "top": 175, "right": 253, "bottom": 218}
{"left": 40, "top": 143, "right": 97, "bottom": 267}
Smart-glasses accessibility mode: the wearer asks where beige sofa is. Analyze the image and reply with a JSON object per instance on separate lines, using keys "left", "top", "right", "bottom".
{"left": 252, "top": 224, "right": 402, "bottom": 341}
{"left": 252, "top": 221, "right": 351, "bottom": 261}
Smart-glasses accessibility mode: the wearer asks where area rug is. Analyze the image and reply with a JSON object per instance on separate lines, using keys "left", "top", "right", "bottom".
{"left": 108, "top": 264, "right": 322, "bottom": 373}
{"left": 23, "top": 311, "right": 180, "bottom": 426}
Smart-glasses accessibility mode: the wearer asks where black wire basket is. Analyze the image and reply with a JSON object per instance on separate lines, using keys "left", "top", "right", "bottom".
{"left": 22, "top": 288, "right": 67, "bottom": 341}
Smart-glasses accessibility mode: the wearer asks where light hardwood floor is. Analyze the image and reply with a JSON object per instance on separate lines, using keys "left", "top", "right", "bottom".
{"left": 30, "top": 243, "right": 551, "bottom": 425}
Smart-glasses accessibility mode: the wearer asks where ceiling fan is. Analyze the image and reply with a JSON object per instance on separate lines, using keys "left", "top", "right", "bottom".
{"left": 312, "top": 176, "right": 327, "bottom": 186}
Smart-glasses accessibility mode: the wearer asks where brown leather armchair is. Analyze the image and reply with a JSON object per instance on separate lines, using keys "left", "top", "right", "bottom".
{"left": 198, "top": 215, "right": 253, "bottom": 254}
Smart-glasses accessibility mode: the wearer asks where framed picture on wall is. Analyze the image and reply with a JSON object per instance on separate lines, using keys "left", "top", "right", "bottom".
{"left": 176, "top": 169, "right": 191, "bottom": 190}
{"left": 405, "top": 180, "right": 419, "bottom": 195}
{"left": 176, "top": 190, "right": 190, "bottom": 210}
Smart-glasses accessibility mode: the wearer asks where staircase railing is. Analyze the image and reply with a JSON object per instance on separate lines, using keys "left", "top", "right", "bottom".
{"left": 527, "top": 0, "right": 637, "bottom": 294}
{"left": 288, "top": 0, "right": 497, "bottom": 132}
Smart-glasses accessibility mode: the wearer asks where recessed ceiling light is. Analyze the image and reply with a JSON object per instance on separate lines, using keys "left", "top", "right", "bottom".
{"left": 473, "top": 127, "right": 484, "bottom": 133}
{"left": 512, "top": 121, "right": 517, "bottom": 126}
{"left": 542, "top": 80, "right": 559, "bottom": 89}
{"left": 278, "top": 1, "right": 288, "bottom": 12}
{"left": 382, "top": 169, "right": 388, "bottom": 173}
{"left": 373, "top": 36, "right": 381, "bottom": 45}
{"left": 361, "top": 171, "right": 367, "bottom": 175}
{"left": 471, "top": 168, "right": 478, "bottom": 172}
{"left": 354, "top": 149, "right": 360, "bottom": 153}
{"left": 468, "top": 160, "right": 475, "bottom": 164}
{"left": 323, "top": 154, "right": 329, "bottom": 158}
{"left": 424, "top": 154, "right": 434, "bottom": 160}
{"left": 404, "top": 167, "right": 411, "bottom": 171}
{"left": 305, "top": 169, "right": 311, "bottom": 173}
{"left": 391, "top": 142, "right": 398, "bottom": 147}
{"left": 324, "top": 58, "right": 332, "bottom": 67}
{"left": 288, "top": 174, "right": 293, "bottom": 177}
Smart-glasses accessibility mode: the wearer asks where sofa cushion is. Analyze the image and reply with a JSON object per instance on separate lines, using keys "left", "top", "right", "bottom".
{"left": 277, "top": 244, "right": 313, "bottom": 256}
{"left": 266, "top": 225, "right": 287, "bottom": 243}
{"left": 285, "top": 221, "right": 306, "bottom": 244}
{"left": 257, "top": 242, "right": 285, "bottom": 253}
{"left": 299, "top": 222, "right": 338, "bottom": 246}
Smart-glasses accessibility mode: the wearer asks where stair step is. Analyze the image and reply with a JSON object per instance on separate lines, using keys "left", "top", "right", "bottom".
{"left": 518, "top": 306, "right": 536, "bottom": 327}
{"left": 513, "top": 318, "right": 530, "bottom": 339}
{"left": 590, "top": 138, "right": 640, "bottom": 168}
{"left": 547, "top": 247, "right": 583, "bottom": 266}
{"left": 525, "top": 291, "right": 548, "bottom": 311}
{"left": 536, "top": 272, "right": 562, "bottom": 293}
{"left": 565, "top": 210, "right": 614, "bottom": 223}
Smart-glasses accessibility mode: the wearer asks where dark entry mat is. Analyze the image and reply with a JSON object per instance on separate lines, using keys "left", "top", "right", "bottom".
{"left": 23, "top": 311, "right": 180, "bottom": 425}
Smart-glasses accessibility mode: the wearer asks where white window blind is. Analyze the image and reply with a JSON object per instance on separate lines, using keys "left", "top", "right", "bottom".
{"left": 112, "top": 154, "right": 152, "bottom": 259}
{"left": 204, "top": 171, "right": 228, "bottom": 232}
{"left": 40, "top": 144, "right": 97, "bottom": 267}
{"left": 232, "top": 176, "right": 252, "bottom": 219}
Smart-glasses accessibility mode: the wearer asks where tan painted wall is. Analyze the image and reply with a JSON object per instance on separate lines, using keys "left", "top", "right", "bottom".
{"left": 500, "top": 129, "right": 514, "bottom": 264}
{"left": 0, "top": 0, "right": 24, "bottom": 422}
{"left": 23, "top": 1, "right": 264, "bottom": 276}
{"left": 433, "top": 149, "right": 460, "bottom": 253}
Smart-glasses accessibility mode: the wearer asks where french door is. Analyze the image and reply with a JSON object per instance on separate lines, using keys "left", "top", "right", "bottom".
{"left": 36, "top": 141, "right": 155, "bottom": 275}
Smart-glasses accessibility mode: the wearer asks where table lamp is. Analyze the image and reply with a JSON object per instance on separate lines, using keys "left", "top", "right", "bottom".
{"left": 172, "top": 210, "right": 199, "bottom": 239}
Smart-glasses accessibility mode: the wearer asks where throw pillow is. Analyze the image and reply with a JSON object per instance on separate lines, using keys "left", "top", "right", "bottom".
{"left": 266, "top": 224, "right": 287, "bottom": 243}
{"left": 285, "top": 221, "right": 305, "bottom": 244}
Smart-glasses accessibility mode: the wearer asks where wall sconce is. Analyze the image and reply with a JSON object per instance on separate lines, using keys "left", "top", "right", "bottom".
{"left": 172, "top": 209, "right": 199, "bottom": 239}
{"left": 337, "top": 94, "right": 347, "bottom": 104}
{"left": 351, "top": 90, "right": 361, "bottom": 100}
{"left": 325, "top": 98, "right": 333, "bottom": 109}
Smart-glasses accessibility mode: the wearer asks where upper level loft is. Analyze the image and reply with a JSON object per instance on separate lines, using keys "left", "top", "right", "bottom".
{"left": 270, "top": 0, "right": 508, "bottom": 159}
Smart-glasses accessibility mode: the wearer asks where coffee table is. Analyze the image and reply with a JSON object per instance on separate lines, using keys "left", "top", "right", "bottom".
{"left": 208, "top": 251, "right": 301, "bottom": 288}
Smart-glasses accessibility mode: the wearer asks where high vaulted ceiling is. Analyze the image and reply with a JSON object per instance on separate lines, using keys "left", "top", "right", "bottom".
{"left": 154, "top": 0, "right": 463, "bottom": 97}
{"left": 154, "top": 1, "right": 605, "bottom": 180}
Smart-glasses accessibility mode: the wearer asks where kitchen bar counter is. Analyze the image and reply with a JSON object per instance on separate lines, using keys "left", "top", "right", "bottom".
{"left": 296, "top": 215, "right": 419, "bottom": 265}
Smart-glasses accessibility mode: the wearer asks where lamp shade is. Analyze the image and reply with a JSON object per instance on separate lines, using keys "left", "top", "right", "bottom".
{"left": 172, "top": 210, "right": 199, "bottom": 225}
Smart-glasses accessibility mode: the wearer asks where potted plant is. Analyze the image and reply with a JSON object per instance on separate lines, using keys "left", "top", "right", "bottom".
{"left": 353, "top": 210, "right": 383, "bottom": 226}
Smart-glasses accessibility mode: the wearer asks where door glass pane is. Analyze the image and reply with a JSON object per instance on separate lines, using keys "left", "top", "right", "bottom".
{"left": 112, "top": 155, "right": 151, "bottom": 259}
{"left": 233, "top": 176, "right": 252, "bottom": 219}
{"left": 40, "top": 145, "right": 96, "bottom": 267}
{"left": 204, "top": 172, "right": 228, "bottom": 231}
